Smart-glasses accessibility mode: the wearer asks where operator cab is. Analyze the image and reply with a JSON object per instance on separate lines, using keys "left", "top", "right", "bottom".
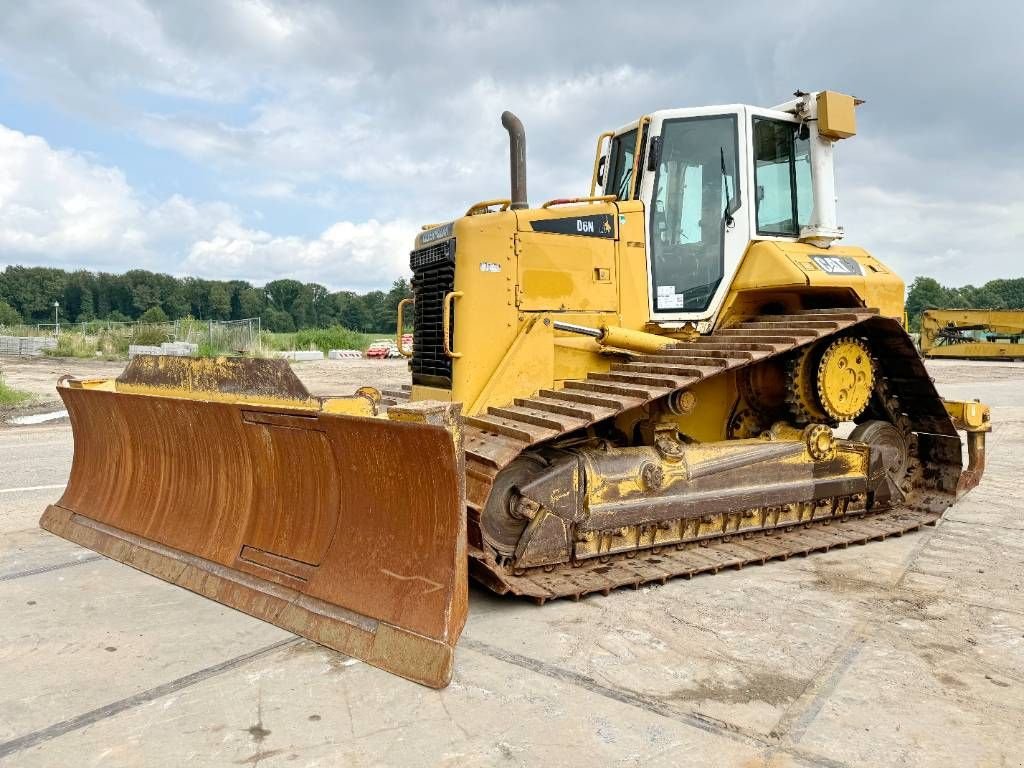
{"left": 594, "top": 91, "right": 859, "bottom": 323}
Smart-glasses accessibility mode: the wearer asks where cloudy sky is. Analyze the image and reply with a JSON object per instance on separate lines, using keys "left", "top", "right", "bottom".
{"left": 0, "top": 1, "right": 1019, "bottom": 291}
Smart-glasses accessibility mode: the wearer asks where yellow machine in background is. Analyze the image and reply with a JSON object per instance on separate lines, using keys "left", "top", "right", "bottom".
{"left": 920, "top": 309, "right": 1024, "bottom": 360}
{"left": 41, "top": 91, "right": 990, "bottom": 688}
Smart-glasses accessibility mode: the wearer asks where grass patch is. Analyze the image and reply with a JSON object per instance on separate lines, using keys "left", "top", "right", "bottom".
{"left": 261, "top": 326, "right": 377, "bottom": 354}
{"left": 0, "top": 371, "right": 31, "bottom": 406}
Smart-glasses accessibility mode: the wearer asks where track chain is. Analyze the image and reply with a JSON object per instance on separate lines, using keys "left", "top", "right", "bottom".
{"left": 396, "top": 309, "right": 964, "bottom": 600}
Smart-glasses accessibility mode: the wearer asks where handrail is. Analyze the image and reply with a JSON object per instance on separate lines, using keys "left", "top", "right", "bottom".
{"left": 629, "top": 115, "right": 651, "bottom": 200}
{"left": 442, "top": 291, "right": 464, "bottom": 358}
{"left": 465, "top": 199, "right": 511, "bottom": 216}
{"left": 589, "top": 130, "right": 615, "bottom": 196}
{"left": 541, "top": 195, "right": 617, "bottom": 209}
{"left": 396, "top": 297, "right": 414, "bottom": 358}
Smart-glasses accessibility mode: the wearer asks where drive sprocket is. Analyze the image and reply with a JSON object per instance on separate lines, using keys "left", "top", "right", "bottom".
{"left": 816, "top": 337, "right": 875, "bottom": 421}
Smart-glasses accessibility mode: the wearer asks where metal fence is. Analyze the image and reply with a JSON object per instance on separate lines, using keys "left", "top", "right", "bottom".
{"left": 0, "top": 318, "right": 261, "bottom": 357}
{"left": 203, "top": 318, "right": 262, "bottom": 354}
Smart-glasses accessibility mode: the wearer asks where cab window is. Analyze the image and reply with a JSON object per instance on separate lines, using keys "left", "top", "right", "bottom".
{"left": 649, "top": 114, "right": 739, "bottom": 313}
{"left": 752, "top": 118, "right": 811, "bottom": 236}
{"left": 606, "top": 129, "right": 636, "bottom": 200}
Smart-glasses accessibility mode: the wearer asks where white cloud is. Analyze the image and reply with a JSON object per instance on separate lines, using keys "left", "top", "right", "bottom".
{"left": 0, "top": 1, "right": 1021, "bottom": 289}
{"left": 0, "top": 123, "right": 414, "bottom": 289}
{"left": 0, "top": 125, "right": 146, "bottom": 261}
{"left": 183, "top": 218, "right": 413, "bottom": 289}
{"left": 844, "top": 185, "right": 1024, "bottom": 286}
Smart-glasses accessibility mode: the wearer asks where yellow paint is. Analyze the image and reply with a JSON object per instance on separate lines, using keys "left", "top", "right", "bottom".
{"left": 70, "top": 358, "right": 381, "bottom": 416}
{"left": 920, "top": 309, "right": 1024, "bottom": 359}
{"left": 589, "top": 131, "right": 614, "bottom": 196}
{"left": 629, "top": 116, "right": 651, "bottom": 199}
{"left": 719, "top": 240, "right": 905, "bottom": 325}
{"left": 434, "top": 197, "right": 907, "bottom": 418}
{"left": 541, "top": 195, "right": 616, "bottom": 208}
{"left": 942, "top": 399, "right": 992, "bottom": 432}
{"left": 816, "top": 91, "right": 858, "bottom": 139}
{"left": 467, "top": 316, "right": 554, "bottom": 416}
{"left": 572, "top": 436, "right": 869, "bottom": 559}
{"left": 816, "top": 338, "right": 874, "bottom": 421}
{"left": 598, "top": 325, "right": 673, "bottom": 354}
{"left": 321, "top": 392, "right": 378, "bottom": 417}
{"left": 553, "top": 335, "right": 612, "bottom": 382}
{"left": 412, "top": 384, "right": 454, "bottom": 402}
{"left": 112, "top": 381, "right": 319, "bottom": 409}
{"left": 672, "top": 372, "right": 738, "bottom": 442}
{"left": 515, "top": 231, "right": 618, "bottom": 311}
{"left": 63, "top": 378, "right": 115, "bottom": 391}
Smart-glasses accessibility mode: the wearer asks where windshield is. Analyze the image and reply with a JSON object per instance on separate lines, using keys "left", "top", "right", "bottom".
{"left": 752, "top": 117, "right": 811, "bottom": 236}
{"left": 649, "top": 114, "right": 739, "bottom": 313}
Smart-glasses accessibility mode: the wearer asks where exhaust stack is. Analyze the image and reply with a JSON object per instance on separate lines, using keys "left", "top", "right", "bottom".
{"left": 501, "top": 111, "right": 527, "bottom": 210}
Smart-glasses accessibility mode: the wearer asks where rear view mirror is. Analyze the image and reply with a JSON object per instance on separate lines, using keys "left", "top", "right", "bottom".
{"left": 647, "top": 136, "right": 662, "bottom": 171}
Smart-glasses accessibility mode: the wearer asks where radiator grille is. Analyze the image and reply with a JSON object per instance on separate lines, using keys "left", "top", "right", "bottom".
{"left": 410, "top": 239, "right": 455, "bottom": 387}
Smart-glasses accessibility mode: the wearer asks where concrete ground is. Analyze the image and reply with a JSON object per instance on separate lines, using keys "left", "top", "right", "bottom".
{"left": 0, "top": 358, "right": 1021, "bottom": 767}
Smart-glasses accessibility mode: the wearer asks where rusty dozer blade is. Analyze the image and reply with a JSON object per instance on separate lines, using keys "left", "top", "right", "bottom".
{"left": 40, "top": 356, "right": 467, "bottom": 688}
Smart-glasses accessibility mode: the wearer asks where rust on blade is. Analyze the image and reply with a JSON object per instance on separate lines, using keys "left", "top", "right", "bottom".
{"left": 114, "top": 355, "right": 316, "bottom": 406}
{"left": 41, "top": 386, "right": 467, "bottom": 688}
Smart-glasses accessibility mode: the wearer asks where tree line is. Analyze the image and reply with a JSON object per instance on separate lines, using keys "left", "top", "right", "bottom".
{"left": 1, "top": 265, "right": 1020, "bottom": 334}
{"left": 0, "top": 265, "right": 411, "bottom": 333}
{"left": 905, "top": 276, "right": 1024, "bottom": 330}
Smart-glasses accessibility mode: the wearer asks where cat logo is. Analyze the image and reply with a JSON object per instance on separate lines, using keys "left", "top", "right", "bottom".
{"left": 811, "top": 255, "right": 862, "bottom": 275}
{"left": 600, "top": 218, "right": 612, "bottom": 235}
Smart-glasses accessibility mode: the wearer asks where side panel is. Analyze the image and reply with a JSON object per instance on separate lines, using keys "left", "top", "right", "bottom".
{"left": 717, "top": 240, "right": 905, "bottom": 326}
{"left": 448, "top": 213, "right": 520, "bottom": 409}
{"left": 515, "top": 221, "right": 618, "bottom": 312}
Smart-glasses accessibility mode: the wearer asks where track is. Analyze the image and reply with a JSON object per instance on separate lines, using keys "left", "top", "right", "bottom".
{"left": 388, "top": 308, "right": 965, "bottom": 601}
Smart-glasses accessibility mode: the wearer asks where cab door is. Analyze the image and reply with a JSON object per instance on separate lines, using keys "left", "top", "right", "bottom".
{"left": 625, "top": 107, "right": 750, "bottom": 328}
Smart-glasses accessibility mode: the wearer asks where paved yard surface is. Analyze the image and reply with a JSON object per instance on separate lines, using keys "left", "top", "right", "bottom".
{"left": 0, "top": 358, "right": 1021, "bottom": 767}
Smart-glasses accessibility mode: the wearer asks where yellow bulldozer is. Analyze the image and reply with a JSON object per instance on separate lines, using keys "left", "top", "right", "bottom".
{"left": 920, "top": 309, "right": 1024, "bottom": 359}
{"left": 41, "top": 91, "right": 991, "bottom": 688}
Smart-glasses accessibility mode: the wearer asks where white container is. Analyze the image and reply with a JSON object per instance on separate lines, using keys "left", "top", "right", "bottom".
{"left": 274, "top": 350, "right": 325, "bottom": 361}
{"left": 128, "top": 344, "right": 163, "bottom": 358}
{"left": 328, "top": 349, "right": 363, "bottom": 360}
{"left": 160, "top": 341, "right": 199, "bottom": 356}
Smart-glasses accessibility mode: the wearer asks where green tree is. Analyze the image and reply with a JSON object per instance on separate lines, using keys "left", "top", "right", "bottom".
{"left": 905, "top": 277, "right": 950, "bottom": 329}
{"left": 208, "top": 283, "right": 231, "bottom": 320}
{"left": 138, "top": 305, "right": 169, "bottom": 324}
{"left": 985, "top": 278, "right": 1024, "bottom": 308}
{"left": 265, "top": 279, "right": 311, "bottom": 328}
{"left": 263, "top": 308, "right": 296, "bottom": 332}
{"left": 0, "top": 299, "right": 21, "bottom": 327}
{"left": 64, "top": 270, "right": 97, "bottom": 322}
{"left": 306, "top": 283, "right": 337, "bottom": 327}
{"left": 0, "top": 266, "right": 68, "bottom": 321}
{"left": 334, "top": 291, "right": 372, "bottom": 331}
{"left": 384, "top": 278, "right": 412, "bottom": 331}
{"left": 237, "top": 287, "right": 266, "bottom": 319}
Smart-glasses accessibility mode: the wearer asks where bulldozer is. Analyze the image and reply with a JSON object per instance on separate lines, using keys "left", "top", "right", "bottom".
{"left": 41, "top": 91, "right": 991, "bottom": 688}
